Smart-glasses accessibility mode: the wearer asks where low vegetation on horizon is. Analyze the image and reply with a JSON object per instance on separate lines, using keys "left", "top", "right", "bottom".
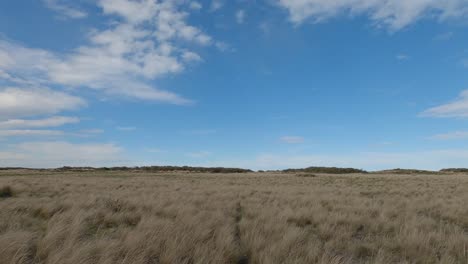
{"left": 0, "top": 170, "right": 467, "bottom": 264}
{"left": 3, "top": 165, "right": 468, "bottom": 174}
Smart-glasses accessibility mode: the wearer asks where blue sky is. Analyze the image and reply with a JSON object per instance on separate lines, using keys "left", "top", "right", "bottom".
{"left": 1, "top": 0, "right": 468, "bottom": 170}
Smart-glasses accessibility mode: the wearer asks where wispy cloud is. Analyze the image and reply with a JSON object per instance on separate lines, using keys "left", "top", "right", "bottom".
{"left": 186, "top": 151, "right": 211, "bottom": 158}
{"left": 78, "top": 129, "right": 104, "bottom": 134}
{"left": 43, "top": 0, "right": 87, "bottom": 19}
{"left": 182, "top": 129, "right": 217, "bottom": 135}
{"left": 421, "top": 90, "right": 468, "bottom": 118}
{"left": 434, "top": 32, "right": 454, "bottom": 41}
{"left": 214, "top": 41, "right": 235, "bottom": 52}
{"left": 0, "top": 116, "right": 79, "bottom": 129}
{"left": 0, "top": 141, "right": 123, "bottom": 168}
{"left": 396, "top": 54, "right": 409, "bottom": 61}
{"left": 0, "top": 87, "right": 86, "bottom": 119}
{"left": 210, "top": 0, "right": 223, "bottom": 11}
{"left": 429, "top": 131, "right": 468, "bottom": 140}
{"left": 146, "top": 148, "right": 166, "bottom": 153}
{"left": 117, "top": 126, "right": 137, "bottom": 131}
{"left": 236, "top": 10, "right": 246, "bottom": 24}
{"left": 280, "top": 136, "right": 305, "bottom": 144}
{"left": 0, "top": 130, "right": 65, "bottom": 137}
{"left": 189, "top": 1, "right": 202, "bottom": 10}
{"left": 72, "top": 129, "right": 104, "bottom": 137}
{"left": 0, "top": 128, "right": 104, "bottom": 138}
{"left": 276, "top": 0, "right": 468, "bottom": 31}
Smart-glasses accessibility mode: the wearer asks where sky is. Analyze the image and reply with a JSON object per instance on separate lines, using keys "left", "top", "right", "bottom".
{"left": 1, "top": 0, "right": 468, "bottom": 170}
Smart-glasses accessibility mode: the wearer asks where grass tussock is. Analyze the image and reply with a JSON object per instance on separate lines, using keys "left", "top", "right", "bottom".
{"left": 0, "top": 185, "right": 13, "bottom": 198}
{"left": 0, "top": 170, "right": 467, "bottom": 264}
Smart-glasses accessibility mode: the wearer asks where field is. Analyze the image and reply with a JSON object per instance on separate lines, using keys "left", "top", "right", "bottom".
{"left": 0, "top": 170, "right": 467, "bottom": 264}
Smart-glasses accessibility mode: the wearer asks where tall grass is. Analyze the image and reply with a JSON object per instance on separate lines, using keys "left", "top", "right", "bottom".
{"left": 0, "top": 170, "right": 467, "bottom": 263}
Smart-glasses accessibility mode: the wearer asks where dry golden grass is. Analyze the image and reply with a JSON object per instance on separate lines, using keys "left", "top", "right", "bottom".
{"left": 0, "top": 170, "right": 467, "bottom": 264}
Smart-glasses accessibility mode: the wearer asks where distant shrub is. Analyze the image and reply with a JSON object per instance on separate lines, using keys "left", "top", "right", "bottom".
{"left": 55, "top": 166, "right": 253, "bottom": 173}
{"left": 375, "top": 169, "right": 438, "bottom": 174}
{"left": 284, "top": 167, "right": 367, "bottom": 174}
{"left": 440, "top": 168, "right": 468, "bottom": 173}
{"left": 296, "top": 173, "right": 316, "bottom": 178}
{"left": 0, "top": 186, "right": 13, "bottom": 198}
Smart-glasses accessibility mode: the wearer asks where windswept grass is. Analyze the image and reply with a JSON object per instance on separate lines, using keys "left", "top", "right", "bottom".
{"left": 0, "top": 170, "right": 467, "bottom": 264}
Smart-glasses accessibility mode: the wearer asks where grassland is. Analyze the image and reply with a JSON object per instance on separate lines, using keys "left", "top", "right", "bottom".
{"left": 0, "top": 170, "right": 467, "bottom": 264}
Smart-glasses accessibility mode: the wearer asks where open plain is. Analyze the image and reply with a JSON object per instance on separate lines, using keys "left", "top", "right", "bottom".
{"left": 0, "top": 170, "right": 467, "bottom": 264}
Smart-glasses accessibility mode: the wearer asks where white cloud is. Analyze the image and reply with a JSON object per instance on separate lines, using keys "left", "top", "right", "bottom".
{"left": 43, "top": 0, "right": 87, "bottom": 19}
{"left": 0, "top": 141, "right": 123, "bottom": 168}
{"left": 429, "top": 131, "right": 468, "bottom": 140}
{"left": 182, "top": 51, "right": 202, "bottom": 62}
{"left": 0, "top": 116, "right": 79, "bottom": 129}
{"left": 189, "top": 1, "right": 202, "bottom": 10}
{"left": 280, "top": 136, "right": 305, "bottom": 144}
{"left": 275, "top": 0, "right": 468, "bottom": 31}
{"left": 421, "top": 90, "right": 468, "bottom": 118}
{"left": 236, "top": 10, "right": 246, "bottom": 24}
{"left": 0, "top": 0, "right": 214, "bottom": 104}
{"left": 0, "top": 87, "right": 86, "bottom": 119}
{"left": 0, "top": 130, "right": 65, "bottom": 137}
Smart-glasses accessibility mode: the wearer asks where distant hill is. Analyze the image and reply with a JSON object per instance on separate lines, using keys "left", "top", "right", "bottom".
{"left": 283, "top": 166, "right": 367, "bottom": 174}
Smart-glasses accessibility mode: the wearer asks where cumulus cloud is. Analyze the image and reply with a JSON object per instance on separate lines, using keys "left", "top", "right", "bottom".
{"left": 0, "top": 87, "right": 86, "bottom": 119}
{"left": 0, "top": 0, "right": 213, "bottom": 104}
{"left": 0, "top": 141, "right": 123, "bottom": 168}
{"left": 275, "top": 0, "right": 468, "bottom": 31}
{"left": 280, "top": 136, "right": 305, "bottom": 144}
{"left": 421, "top": 90, "right": 468, "bottom": 118}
